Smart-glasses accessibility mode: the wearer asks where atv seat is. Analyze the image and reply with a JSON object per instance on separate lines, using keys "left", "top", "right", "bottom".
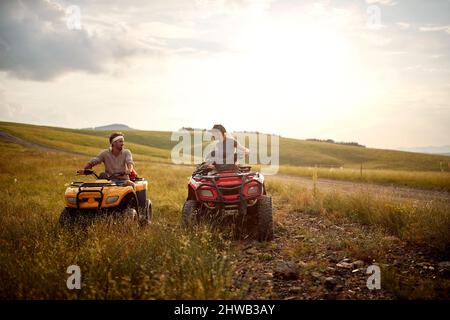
{"left": 214, "top": 164, "right": 239, "bottom": 172}
{"left": 238, "top": 166, "right": 251, "bottom": 173}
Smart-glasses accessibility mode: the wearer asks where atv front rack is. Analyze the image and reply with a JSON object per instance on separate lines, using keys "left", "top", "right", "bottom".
{"left": 194, "top": 171, "right": 262, "bottom": 205}
{"left": 71, "top": 180, "right": 132, "bottom": 187}
{"left": 76, "top": 187, "right": 105, "bottom": 209}
{"left": 72, "top": 182, "right": 116, "bottom": 187}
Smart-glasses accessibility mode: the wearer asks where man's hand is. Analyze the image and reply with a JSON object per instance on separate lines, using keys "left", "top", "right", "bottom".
{"left": 206, "top": 164, "right": 215, "bottom": 170}
{"left": 77, "top": 169, "right": 85, "bottom": 175}
{"left": 125, "top": 163, "right": 134, "bottom": 176}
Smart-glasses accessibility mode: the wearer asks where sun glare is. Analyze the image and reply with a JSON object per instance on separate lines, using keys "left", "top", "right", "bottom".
{"left": 164, "top": 8, "right": 381, "bottom": 132}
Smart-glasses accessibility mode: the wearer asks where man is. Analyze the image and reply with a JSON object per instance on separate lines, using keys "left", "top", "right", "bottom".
{"left": 205, "top": 124, "right": 249, "bottom": 168}
{"left": 78, "top": 132, "right": 135, "bottom": 180}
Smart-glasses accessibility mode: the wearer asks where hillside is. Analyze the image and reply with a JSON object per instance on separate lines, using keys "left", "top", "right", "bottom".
{"left": 1, "top": 121, "right": 449, "bottom": 172}
{"left": 397, "top": 145, "right": 450, "bottom": 155}
{"left": 82, "top": 123, "right": 135, "bottom": 131}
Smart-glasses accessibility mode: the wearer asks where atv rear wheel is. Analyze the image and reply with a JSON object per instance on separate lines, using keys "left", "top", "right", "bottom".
{"left": 139, "top": 199, "right": 152, "bottom": 227}
{"left": 181, "top": 200, "right": 199, "bottom": 228}
{"left": 256, "top": 196, "right": 274, "bottom": 241}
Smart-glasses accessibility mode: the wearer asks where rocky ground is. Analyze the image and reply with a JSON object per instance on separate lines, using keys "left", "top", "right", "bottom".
{"left": 232, "top": 199, "right": 450, "bottom": 300}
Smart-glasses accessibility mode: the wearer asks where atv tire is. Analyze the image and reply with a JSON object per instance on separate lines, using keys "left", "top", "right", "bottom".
{"left": 59, "top": 208, "right": 75, "bottom": 227}
{"left": 256, "top": 196, "right": 274, "bottom": 241}
{"left": 139, "top": 199, "right": 152, "bottom": 227}
{"left": 181, "top": 200, "right": 199, "bottom": 228}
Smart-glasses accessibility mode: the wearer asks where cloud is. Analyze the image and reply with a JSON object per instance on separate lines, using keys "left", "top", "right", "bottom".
{"left": 419, "top": 25, "right": 450, "bottom": 35}
{"left": 0, "top": 0, "right": 150, "bottom": 81}
{"left": 0, "top": 0, "right": 240, "bottom": 81}
{"left": 404, "top": 65, "right": 440, "bottom": 73}
{"left": 0, "top": 88, "right": 25, "bottom": 120}
{"left": 396, "top": 22, "right": 410, "bottom": 30}
{"left": 137, "top": 22, "right": 196, "bottom": 39}
{"left": 365, "top": 0, "right": 397, "bottom": 6}
{"left": 360, "top": 33, "right": 392, "bottom": 46}
{"left": 381, "top": 50, "right": 407, "bottom": 55}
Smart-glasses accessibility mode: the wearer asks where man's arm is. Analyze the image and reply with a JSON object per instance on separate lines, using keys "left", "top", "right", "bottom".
{"left": 125, "top": 163, "right": 134, "bottom": 175}
{"left": 124, "top": 150, "right": 134, "bottom": 175}
{"left": 78, "top": 151, "right": 105, "bottom": 173}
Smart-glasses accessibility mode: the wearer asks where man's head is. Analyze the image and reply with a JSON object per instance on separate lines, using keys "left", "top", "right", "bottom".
{"left": 109, "top": 132, "right": 124, "bottom": 151}
{"left": 211, "top": 124, "right": 226, "bottom": 141}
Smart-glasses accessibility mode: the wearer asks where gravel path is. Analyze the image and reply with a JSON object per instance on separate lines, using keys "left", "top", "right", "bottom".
{"left": 270, "top": 173, "right": 450, "bottom": 202}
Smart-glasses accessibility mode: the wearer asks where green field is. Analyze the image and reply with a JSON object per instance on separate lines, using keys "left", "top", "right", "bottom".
{"left": 1, "top": 121, "right": 449, "bottom": 191}
{"left": 1, "top": 136, "right": 449, "bottom": 299}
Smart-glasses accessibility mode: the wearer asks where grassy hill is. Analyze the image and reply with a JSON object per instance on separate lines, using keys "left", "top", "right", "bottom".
{"left": 0, "top": 122, "right": 171, "bottom": 163}
{"left": 0, "top": 132, "right": 449, "bottom": 299}
{"left": 1, "top": 121, "right": 449, "bottom": 172}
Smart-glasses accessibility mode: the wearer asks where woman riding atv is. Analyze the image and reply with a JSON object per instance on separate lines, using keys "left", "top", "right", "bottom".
{"left": 205, "top": 124, "right": 249, "bottom": 172}
{"left": 183, "top": 125, "right": 273, "bottom": 241}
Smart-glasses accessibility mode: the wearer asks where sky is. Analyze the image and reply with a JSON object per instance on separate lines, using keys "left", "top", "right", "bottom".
{"left": 0, "top": 0, "right": 449, "bottom": 149}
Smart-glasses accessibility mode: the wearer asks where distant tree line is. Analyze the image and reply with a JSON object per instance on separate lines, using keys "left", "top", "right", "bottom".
{"left": 180, "top": 127, "right": 280, "bottom": 137}
{"left": 180, "top": 127, "right": 206, "bottom": 132}
{"left": 306, "top": 138, "right": 366, "bottom": 148}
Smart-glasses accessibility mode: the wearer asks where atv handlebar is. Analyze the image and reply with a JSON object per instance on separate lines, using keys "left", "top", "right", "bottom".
{"left": 77, "top": 169, "right": 99, "bottom": 179}
{"left": 77, "top": 170, "right": 129, "bottom": 180}
{"left": 108, "top": 172, "right": 127, "bottom": 179}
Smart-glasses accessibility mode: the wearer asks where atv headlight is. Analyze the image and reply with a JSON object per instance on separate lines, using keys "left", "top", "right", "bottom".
{"left": 67, "top": 197, "right": 77, "bottom": 204}
{"left": 106, "top": 196, "right": 119, "bottom": 204}
{"left": 247, "top": 185, "right": 260, "bottom": 195}
{"left": 199, "top": 189, "right": 214, "bottom": 198}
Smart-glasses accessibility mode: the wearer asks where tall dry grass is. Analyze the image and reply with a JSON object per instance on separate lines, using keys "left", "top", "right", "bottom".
{"left": 1, "top": 138, "right": 449, "bottom": 299}
{"left": 267, "top": 178, "right": 450, "bottom": 252}
{"left": 0, "top": 141, "right": 237, "bottom": 299}
{"left": 279, "top": 165, "right": 450, "bottom": 191}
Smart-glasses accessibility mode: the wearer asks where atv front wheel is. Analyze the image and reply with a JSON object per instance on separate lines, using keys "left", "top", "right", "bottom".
{"left": 181, "top": 200, "right": 199, "bottom": 228}
{"left": 59, "top": 208, "right": 75, "bottom": 227}
{"left": 256, "top": 196, "right": 274, "bottom": 241}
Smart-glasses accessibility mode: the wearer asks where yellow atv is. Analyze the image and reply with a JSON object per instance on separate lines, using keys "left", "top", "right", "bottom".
{"left": 60, "top": 169, "right": 151, "bottom": 226}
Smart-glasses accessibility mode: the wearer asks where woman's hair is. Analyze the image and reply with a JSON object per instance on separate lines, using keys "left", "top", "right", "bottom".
{"left": 212, "top": 124, "right": 226, "bottom": 136}
{"left": 109, "top": 132, "right": 124, "bottom": 144}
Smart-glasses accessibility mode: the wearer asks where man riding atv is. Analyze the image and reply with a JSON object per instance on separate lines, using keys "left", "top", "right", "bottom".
{"left": 78, "top": 132, "right": 136, "bottom": 181}
{"left": 60, "top": 131, "right": 151, "bottom": 226}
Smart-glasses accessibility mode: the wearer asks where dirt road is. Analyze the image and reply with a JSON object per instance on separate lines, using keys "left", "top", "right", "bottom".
{"left": 0, "top": 131, "right": 85, "bottom": 156}
{"left": 270, "top": 174, "right": 450, "bottom": 202}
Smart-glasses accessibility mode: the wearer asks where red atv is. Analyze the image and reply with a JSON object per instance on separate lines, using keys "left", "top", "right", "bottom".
{"left": 181, "top": 163, "right": 273, "bottom": 241}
